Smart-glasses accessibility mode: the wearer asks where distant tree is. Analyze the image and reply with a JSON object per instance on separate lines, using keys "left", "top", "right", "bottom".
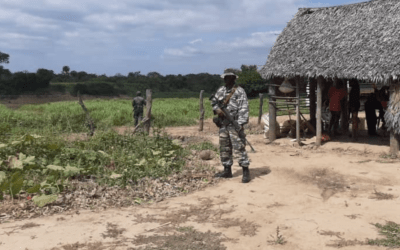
{"left": 70, "top": 70, "right": 78, "bottom": 78}
{"left": 0, "top": 66, "right": 11, "bottom": 79}
{"left": 147, "top": 71, "right": 162, "bottom": 78}
{"left": 36, "top": 68, "right": 55, "bottom": 89}
{"left": 62, "top": 66, "right": 70, "bottom": 76}
{"left": 0, "top": 52, "right": 10, "bottom": 64}
{"left": 236, "top": 64, "right": 266, "bottom": 98}
{"left": 77, "top": 71, "right": 88, "bottom": 81}
{"left": 114, "top": 73, "right": 125, "bottom": 78}
{"left": 128, "top": 71, "right": 141, "bottom": 78}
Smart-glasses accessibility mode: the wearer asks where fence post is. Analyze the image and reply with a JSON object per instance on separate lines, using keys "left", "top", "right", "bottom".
{"left": 258, "top": 93, "right": 263, "bottom": 125}
{"left": 269, "top": 80, "right": 277, "bottom": 142}
{"left": 77, "top": 91, "right": 95, "bottom": 136}
{"left": 144, "top": 89, "right": 152, "bottom": 134}
{"left": 296, "top": 77, "right": 301, "bottom": 145}
{"left": 199, "top": 90, "right": 205, "bottom": 131}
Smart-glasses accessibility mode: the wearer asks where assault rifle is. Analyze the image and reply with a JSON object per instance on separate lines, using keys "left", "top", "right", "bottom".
{"left": 209, "top": 93, "right": 256, "bottom": 152}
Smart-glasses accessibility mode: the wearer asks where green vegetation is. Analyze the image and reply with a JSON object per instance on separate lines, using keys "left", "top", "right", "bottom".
{"left": 0, "top": 128, "right": 189, "bottom": 207}
{"left": 367, "top": 221, "right": 400, "bottom": 247}
{"left": 0, "top": 96, "right": 281, "bottom": 207}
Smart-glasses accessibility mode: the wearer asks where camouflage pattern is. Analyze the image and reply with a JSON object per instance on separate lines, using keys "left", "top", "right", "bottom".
{"left": 132, "top": 96, "right": 146, "bottom": 126}
{"left": 211, "top": 85, "right": 249, "bottom": 126}
{"left": 219, "top": 124, "right": 250, "bottom": 167}
{"left": 211, "top": 85, "right": 250, "bottom": 168}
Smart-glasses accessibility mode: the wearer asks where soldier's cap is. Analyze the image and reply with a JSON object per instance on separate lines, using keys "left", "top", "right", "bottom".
{"left": 220, "top": 72, "right": 239, "bottom": 79}
{"left": 136, "top": 91, "right": 141, "bottom": 95}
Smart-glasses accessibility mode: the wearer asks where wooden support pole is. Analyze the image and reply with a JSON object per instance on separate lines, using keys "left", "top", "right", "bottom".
{"left": 309, "top": 78, "right": 317, "bottom": 125}
{"left": 258, "top": 93, "right": 264, "bottom": 125}
{"left": 316, "top": 76, "right": 323, "bottom": 146}
{"left": 77, "top": 91, "right": 95, "bottom": 136}
{"left": 389, "top": 82, "right": 399, "bottom": 156}
{"left": 340, "top": 79, "right": 349, "bottom": 134}
{"left": 144, "top": 89, "right": 152, "bottom": 134}
{"left": 269, "top": 80, "right": 277, "bottom": 142}
{"left": 296, "top": 77, "right": 301, "bottom": 145}
{"left": 199, "top": 90, "right": 205, "bottom": 131}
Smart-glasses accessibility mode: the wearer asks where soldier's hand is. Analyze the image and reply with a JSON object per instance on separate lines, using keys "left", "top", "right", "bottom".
{"left": 215, "top": 108, "right": 225, "bottom": 117}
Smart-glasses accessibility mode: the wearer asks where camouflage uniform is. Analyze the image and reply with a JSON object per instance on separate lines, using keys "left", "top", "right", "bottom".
{"left": 132, "top": 91, "right": 146, "bottom": 126}
{"left": 211, "top": 85, "right": 250, "bottom": 168}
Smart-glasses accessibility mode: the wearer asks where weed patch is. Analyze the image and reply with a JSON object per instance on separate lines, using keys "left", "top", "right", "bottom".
{"left": 133, "top": 226, "right": 232, "bottom": 250}
{"left": 367, "top": 221, "right": 400, "bottom": 247}
{"left": 268, "top": 226, "right": 287, "bottom": 245}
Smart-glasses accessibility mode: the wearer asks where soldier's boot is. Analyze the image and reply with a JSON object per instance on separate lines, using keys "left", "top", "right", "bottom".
{"left": 214, "top": 166, "right": 233, "bottom": 178}
{"left": 242, "top": 167, "right": 250, "bottom": 183}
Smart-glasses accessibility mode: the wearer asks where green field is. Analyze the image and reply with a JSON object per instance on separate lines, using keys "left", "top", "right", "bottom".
{"left": 0, "top": 96, "right": 309, "bottom": 207}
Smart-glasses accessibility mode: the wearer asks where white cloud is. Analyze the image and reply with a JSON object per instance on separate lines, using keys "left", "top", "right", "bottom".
{"left": 0, "top": 0, "right": 353, "bottom": 76}
{"left": 211, "top": 31, "right": 281, "bottom": 52}
{"left": 189, "top": 38, "right": 203, "bottom": 44}
{"left": 163, "top": 46, "right": 199, "bottom": 57}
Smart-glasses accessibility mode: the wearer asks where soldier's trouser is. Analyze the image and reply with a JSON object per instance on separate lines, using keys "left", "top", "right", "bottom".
{"left": 219, "top": 124, "right": 250, "bottom": 168}
{"left": 133, "top": 111, "right": 143, "bottom": 126}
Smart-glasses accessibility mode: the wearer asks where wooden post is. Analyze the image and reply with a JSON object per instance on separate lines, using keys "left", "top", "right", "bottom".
{"left": 258, "top": 93, "right": 264, "bottom": 125}
{"left": 316, "top": 76, "right": 323, "bottom": 146}
{"left": 269, "top": 79, "right": 277, "bottom": 142}
{"left": 389, "top": 82, "right": 399, "bottom": 156}
{"left": 296, "top": 77, "right": 301, "bottom": 145}
{"left": 144, "top": 89, "right": 152, "bottom": 134}
{"left": 340, "top": 79, "right": 349, "bottom": 134}
{"left": 199, "top": 90, "right": 205, "bottom": 131}
{"left": 77, "top": 91, "right": 95, "bottom": 136}
{"left": 309, "top": 78, "right": 317, "bottom": 126}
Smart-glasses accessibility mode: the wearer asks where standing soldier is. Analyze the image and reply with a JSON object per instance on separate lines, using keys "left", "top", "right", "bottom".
{"left": 211, "top": 72, "right": 251, "bottom": 183}
{"left": 132, "top": 91, "right": 146, "bottom": 126}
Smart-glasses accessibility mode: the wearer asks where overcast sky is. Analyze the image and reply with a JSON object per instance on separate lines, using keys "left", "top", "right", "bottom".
{"left": 1, "top": 0, "right": 367, "bottom": 77}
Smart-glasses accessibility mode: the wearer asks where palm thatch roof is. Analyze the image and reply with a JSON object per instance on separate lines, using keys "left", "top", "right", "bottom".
{"left": 259, "top": 0, "right": 400, "bottom": 85}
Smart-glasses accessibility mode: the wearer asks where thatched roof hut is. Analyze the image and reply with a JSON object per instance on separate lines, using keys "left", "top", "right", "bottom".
{"left": 259, "top": 0, "right": 400, "bottom": 84}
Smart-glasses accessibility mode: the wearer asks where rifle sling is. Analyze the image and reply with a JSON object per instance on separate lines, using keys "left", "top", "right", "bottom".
{"left": 223, "top": 85, "right": 238, "bottom": 106}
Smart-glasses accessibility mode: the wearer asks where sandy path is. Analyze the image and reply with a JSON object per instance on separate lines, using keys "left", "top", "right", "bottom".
{"left": 1, "top": 117, "right": 399, "bottom": 250}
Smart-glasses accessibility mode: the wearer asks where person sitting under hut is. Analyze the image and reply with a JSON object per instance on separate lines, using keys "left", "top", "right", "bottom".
{"left": 328, "top": 79, "right": 347, "bottom": 137}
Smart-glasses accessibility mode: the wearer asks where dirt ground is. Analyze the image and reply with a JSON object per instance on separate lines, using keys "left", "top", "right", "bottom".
{"left": 1, "top": 103, "right": 400, "bottom": 249}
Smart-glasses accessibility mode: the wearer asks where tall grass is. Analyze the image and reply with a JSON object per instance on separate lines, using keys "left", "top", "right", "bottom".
{"left": 0, "top": 96, "right": 310, "bottom": 136}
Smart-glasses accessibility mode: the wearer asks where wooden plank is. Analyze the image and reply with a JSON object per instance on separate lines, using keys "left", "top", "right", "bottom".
{"left": 316, "top": 76, "right": 323, "bottom": 146}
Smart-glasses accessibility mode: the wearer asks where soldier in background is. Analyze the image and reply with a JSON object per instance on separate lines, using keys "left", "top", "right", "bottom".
{"left": 132, "top": 91, "right": 146, "bottom": 126}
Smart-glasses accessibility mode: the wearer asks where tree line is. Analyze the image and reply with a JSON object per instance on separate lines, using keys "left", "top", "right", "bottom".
{"left": 0, "top": 51, "right": 269, "bottom": 98}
